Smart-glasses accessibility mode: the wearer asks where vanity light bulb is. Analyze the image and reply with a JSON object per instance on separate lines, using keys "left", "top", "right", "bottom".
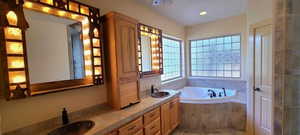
{"left": 42, "top": 7, "right": 51, "bottom": 13}
{"left": 11, "top": 60, "right": 24, "bottom": 68}
{"left": 5, "top": 27, "right": 22, "bottom": 40}
{"left": 12, "top": 75, "right": 26, "bottom": 83}
{"left": 24, "top": 1, "right": 33, "bottom": 8}
{"left": 58, "top": 11, "right": 66, "bottom": 16}
{"left": 71, "top": 14, "right": 78, "bottom": 19}
{"left": 95, "top": 68, "right": 102, "bottom": 75}
{"left": 7, "top": 42, "right": 23, "bottom": 54}
{"left": 6, "top": 11, "right": 18, "bottom": 26}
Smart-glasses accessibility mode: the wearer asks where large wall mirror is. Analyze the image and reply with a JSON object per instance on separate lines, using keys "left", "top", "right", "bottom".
{"left": 138, "top": 24, "right": 163, "bottom": 78}
{"left": 25, "top": 9, "right": 85, "bottom": 83}
{"left": 0, "top": 0, "right": 104, "bottom": 100}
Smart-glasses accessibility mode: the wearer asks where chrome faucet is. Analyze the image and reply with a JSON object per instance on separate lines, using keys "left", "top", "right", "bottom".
{"left": 208, "top": 89, "right": 217, "bottom": 98}
{"left": 151, "top": 85, "right": 159, "bottom": 94}
{"left": 222, "top": 88, "right": 227, "bottom": 96}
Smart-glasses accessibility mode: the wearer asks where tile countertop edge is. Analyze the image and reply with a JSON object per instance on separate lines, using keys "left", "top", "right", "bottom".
{"left": 88, "top": 90, "right": 180, "bottom": 135}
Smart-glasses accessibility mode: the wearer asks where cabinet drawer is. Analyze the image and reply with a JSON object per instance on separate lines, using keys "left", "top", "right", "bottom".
{"left": 144, "top": 107, "right": 160, "bottom": 125}
{"left": 144, "top": 118, "right": 161, "bottom": 135}
{"left": 119, "top": 117, "right": 143, "bottom": 135}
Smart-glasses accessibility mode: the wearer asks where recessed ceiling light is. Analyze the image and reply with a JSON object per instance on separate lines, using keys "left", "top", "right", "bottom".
{"left": 200, "top": 11, "right": 207, "bottom": 16}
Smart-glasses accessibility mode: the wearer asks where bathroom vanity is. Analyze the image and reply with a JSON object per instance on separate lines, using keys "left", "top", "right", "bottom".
{"left": 104, "top": 94, "right": 180, "bottom": 135}
{"left": 105, "top": 96, "right": 180, "bottom": 135}
{"left": 3, "top": 90, "right": 180, "bottom": 135}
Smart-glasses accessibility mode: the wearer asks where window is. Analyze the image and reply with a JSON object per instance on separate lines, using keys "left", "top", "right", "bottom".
{"left": 190, "top": 34, "right": 241, "bottom": 78}
{"left": 161, "top": 37, "right": 182, "bottom": 81}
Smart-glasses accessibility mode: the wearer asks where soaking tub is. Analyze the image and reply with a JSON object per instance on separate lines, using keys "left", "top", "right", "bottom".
{"left": 178, "top": 86, "right": 246, "bottom": 132}
{"left": 179, "top": 87, "right": 240, "bottom": 104}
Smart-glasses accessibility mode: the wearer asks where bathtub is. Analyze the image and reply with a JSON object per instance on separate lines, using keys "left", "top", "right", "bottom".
{"left": 178, "top": 87, "right": 247, "bottom": 132}
{"left": 179, "top": 87, "right": 241, "bottom": 104}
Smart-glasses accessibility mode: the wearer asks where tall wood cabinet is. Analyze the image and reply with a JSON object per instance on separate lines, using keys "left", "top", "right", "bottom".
{"left": 103, "top": 12, "right": 140, "bottom": 109}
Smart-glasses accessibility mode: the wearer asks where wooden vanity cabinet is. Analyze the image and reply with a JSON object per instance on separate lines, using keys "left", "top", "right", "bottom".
{"left": 103, "top": 12, "right": 140, "bottom": 109}
{"left": 144, "top": 108, "right": 161, "bottom": 135}
{"left": 105, "top": 97, "right": 180, "bottom": 135}
{"left": 119, "top": 117, "right": 143, "bottom": 135}
{"left": 161, "top": 97, "right": 180, "bottom": 135}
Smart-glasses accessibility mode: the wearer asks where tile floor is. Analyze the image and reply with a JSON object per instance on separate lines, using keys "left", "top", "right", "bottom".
{"left": 172, "top": 128, "right": 245, "bottom": 135}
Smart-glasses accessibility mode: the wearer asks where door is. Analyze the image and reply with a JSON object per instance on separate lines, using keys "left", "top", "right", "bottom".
{"left": 253, "top": 23, "right": 273, "bottom": 135}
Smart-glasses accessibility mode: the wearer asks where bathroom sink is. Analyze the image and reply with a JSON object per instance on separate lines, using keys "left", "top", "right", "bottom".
{"left": 48, "top": 120, "right": 95, "bottom": 135}
{"left": 151, "top": 91, "right": 170, "bottom": 98}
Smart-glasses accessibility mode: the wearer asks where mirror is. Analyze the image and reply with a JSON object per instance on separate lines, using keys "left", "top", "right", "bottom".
{"left": 24, "top": 9, "right": 85, "bottom": 84}
{"left": 138, "top": 24, "right": 163, "bottom": 78}
{"left": 0, "top": 0, "right": 104, "bottom": 100}
{"left": 141, "top": 35, "right": 152, "bottom": 72}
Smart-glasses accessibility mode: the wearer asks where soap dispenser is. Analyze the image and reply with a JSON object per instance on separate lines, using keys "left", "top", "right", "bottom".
{"left": 62, "top": 108, "right": 69, "bottom": 125}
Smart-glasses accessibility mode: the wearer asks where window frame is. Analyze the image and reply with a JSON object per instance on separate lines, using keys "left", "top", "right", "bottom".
{"left": 161, "top": 36, "right": 183, "bottom": 82}
{"left": 189, "top": 34, "right": 242, "bottom": 79}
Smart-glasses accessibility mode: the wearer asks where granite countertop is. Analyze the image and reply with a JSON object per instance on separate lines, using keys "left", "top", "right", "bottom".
{"left": 39, "top": 90, "right": 180, "bottom": 135}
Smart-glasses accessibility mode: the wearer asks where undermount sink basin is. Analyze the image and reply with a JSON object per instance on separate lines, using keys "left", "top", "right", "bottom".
{"left": 48, "top": 120, "right": 95, "bottom": 135}
{"left": 151, "top": 91, "right": 170, "bottom": 98}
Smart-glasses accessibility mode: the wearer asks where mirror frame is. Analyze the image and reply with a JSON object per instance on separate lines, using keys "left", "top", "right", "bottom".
{"left": 0, "top": 0, "right": 104, "bottom": 100}
{"left": 137, "top": 23, "right": 163, "bottom": 78}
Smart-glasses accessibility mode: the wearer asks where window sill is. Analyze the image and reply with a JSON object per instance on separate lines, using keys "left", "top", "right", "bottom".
{"left": 188, "top": 76, "right": 246, "bottom": 82}
{"left": 162, "top": 77, "right": 185, "bottom": 85}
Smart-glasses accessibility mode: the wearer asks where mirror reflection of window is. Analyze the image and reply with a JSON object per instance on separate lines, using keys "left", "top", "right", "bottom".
{"left": 67, "top": 23, "right": 85, "bottom": 79}
{"left": 141, "top": 36, "right": 152, "bottom": 72}
{"left": 24, "top": 9, "right": 85, "bottom": 84}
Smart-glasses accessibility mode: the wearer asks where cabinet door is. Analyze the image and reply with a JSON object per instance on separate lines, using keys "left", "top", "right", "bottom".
{"left": 161, "top": 102, "right": 171, "bottom": 135}
{"left": 115, "top": 17, "right": 139, "bottom": 84}
{"left": 170, "top": 98, "right": 179, "bottom": 130}
{"left": 115, "top": 15, "right": 139, "bottom": 108}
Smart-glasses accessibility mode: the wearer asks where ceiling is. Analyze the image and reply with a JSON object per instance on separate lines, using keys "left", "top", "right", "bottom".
{"left": 136, "top": 0, "right": 247, "bottom": 26}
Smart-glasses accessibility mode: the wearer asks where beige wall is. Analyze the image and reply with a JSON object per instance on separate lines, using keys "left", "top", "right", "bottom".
{"left": 247, "top": 0, "right": 273, "bottom": 25}
{"left": 0, "top": 0, "right": 185, "bottom": 133}
{"left": 185, "top": 14, "right": 248, "bottom": 80}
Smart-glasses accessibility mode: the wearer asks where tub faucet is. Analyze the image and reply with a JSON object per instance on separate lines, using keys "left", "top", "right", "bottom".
{"left": 222, "top": 88, "right": 227, "bottom": 96}
{"left": 208, "top": 89, "right": 216, "bottom": 98}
